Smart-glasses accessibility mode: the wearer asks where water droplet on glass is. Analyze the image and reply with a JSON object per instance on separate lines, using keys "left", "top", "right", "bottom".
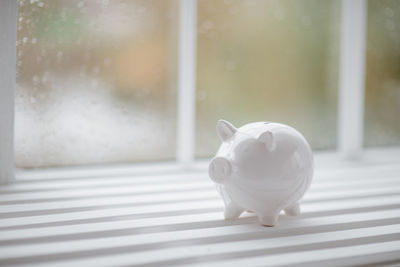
{"left": 202, "top": 20, "right": 214, "bottom": 30}
{"left": 41, "top": 73, "right": 48, "bottom": 83}
{"left": 92, "top": 66, "right": 100, "bottom": 74}
{"left": 301, "top": 16, "right": 312, "bottom": 26}
{"left": 229, "top": 6, "right": 240, "bottom": 15}
{"left": 103, "top": 57, "right": 111, "bottom": 66}
{"left": 57, "top": 51, "right": 63, "bottom": 60}
{"left": 224, "top": 0, "right": 233, "bottom": 5}
{"left": 225, "top": 61, "right": 236, "bottom": 71}
{"left": 90, "top": 79, "right": 98, "bottom": 87}
{"left": 32, "top": 75, "right": 40, "bottom": 84}
{"left": 102, "top": 0, "right": 109, "bottom": 9}
{"left": 273, "top": 10, "right": 285, "bottom": 21}
{"left": 385, "top": 19, "right": 395, "bottom": 31}
{"left": 197, "top": 90, "right": 207, "bottom": 101}
{"left": 138, "top": 6, "right": 147, "bottom": 14}
{"left": 384, "top": 7, "right": 394, "bottom": 18}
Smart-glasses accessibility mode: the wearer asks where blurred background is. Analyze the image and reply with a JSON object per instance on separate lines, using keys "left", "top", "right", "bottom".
{"left": 15, "top": 0, "right": 400, "bottom": 168}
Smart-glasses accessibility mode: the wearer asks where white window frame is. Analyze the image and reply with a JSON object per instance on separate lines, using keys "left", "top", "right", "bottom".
{"left": 177, "top": 0, "right": 197, "bottom": 168}
{"left": 0, "top": 0, "right": 17, "bottom": 184}
{"left": 338, "top": 0, "right": 367, "bottom": 159}
{"left": 0, "top": 0, "right": 380, "bottom": 184}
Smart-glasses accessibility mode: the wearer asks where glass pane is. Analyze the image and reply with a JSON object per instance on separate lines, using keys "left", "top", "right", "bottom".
{"left": 365, "top": 0, "right": 400, "bottom": 147}
{"left": 15, "top": 0, "right": 177, "bottom": 167}
{"left": 196, "top": 0, "right": 340, "bottom": 158}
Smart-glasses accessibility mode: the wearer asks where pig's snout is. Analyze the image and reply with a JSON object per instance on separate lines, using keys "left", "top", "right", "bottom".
{"left": 208, "top": 157, "right": 232, "bottom": 184}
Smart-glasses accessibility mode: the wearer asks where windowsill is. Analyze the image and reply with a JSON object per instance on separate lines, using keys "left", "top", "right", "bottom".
{"left": 1, "top": 147, "right": 400, "bottom": 266}
{"left": 14, "top": 146, "right": 400, "bottom": 180}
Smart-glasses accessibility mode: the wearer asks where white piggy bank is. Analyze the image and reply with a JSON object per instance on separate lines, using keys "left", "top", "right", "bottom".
{"left": 208, "top": 120, "right": 313, "bottom": 226}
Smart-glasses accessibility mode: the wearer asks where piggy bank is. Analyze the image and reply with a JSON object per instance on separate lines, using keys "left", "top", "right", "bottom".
{"left": 208, "top": 120, "right": 313, "bottom": 226}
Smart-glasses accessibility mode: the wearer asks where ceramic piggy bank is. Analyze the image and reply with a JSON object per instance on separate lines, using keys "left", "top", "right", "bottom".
{"left": 208, "top": 120, "right": 313, "bottom": 226}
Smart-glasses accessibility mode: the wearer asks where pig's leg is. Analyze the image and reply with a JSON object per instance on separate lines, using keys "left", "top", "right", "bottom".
{"left": 258, "top": 209, "right": 280, "bottom": 227}
{"left": 224, "top": 202, "right": 244, "bottom": 220}
{"left": 284, "top": 202, "right": 300, "bottom": 216}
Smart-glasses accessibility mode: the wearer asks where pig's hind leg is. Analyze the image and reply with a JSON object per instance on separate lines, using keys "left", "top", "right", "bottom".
{"left": 284, "top": 202, "right": 300, "bottom": 216}
{"left": 256, "top": 207, "right": 281, "bottom": 226}
{"left": 258, "top": 209, "right": 281, "bottom": 227}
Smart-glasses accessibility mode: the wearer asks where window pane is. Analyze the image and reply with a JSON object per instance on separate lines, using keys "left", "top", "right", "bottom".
{"left": 16, "top": 0, "right": 177, "bottom": 167}
{"left": 196, "top": 0, "right": 340, "bottom": 157}
{"left": 365, "top": 0, "right": 400, "bottom": 147}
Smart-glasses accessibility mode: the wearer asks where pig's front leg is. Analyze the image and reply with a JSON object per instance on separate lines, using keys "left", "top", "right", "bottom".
{"left": 224, "top": 202, "right": 244, "bottom": 220}
{"left": 284, "top": 202, "right": 300, "bottom": 216}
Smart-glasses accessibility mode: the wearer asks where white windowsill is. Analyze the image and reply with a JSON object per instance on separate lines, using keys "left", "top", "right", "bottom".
{"left": 14, "top": 146, "right": 400, "bottom": 180}
{"left": 0, "top": 147, "right": 399, "bottom": 266}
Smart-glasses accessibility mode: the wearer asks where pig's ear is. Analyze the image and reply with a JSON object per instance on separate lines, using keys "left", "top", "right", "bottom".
{"left": 258, "top": 130, "right": 276, "bottom": 151}
{"left": 216, "top": 120, "right": 237, "bottom": 142}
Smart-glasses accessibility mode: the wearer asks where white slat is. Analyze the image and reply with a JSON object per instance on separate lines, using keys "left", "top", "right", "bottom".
{"left": 1, "top": 176, "right": 400, "bottom": 206}
{"left": 1, "top": 206, "right": 399, "bottom": 247}
{"left": 2, "top": 223, "right": 399, "bottom": 266}
{"left": 1, "top": 157, "right": 400, "bottom": 266}
{"left": 189, "top": 241, "right": 400, "bottom": 267}
{"left": 1, "top": 210, "right": 399, "bottom": 261}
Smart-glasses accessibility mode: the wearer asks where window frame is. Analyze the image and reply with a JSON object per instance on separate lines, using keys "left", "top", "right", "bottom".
{"left": 0, "top": 0, "right": 17, "bottom": 184}
{"left": 0, "top": 0, "right": 373, "bottom": 183}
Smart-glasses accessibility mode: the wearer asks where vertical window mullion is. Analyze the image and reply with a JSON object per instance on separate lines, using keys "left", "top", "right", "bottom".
{"left": 338, "top": 0, "right": 367, "bottom": 159}
{"left": 0, "top": 1, "right": 17, "bottom": 184}
{"left": 176, "top": 0, "right": 197, "bottom": 167}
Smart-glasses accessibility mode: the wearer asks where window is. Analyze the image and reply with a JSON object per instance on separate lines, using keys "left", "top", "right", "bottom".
{"left": 365, "top": 0, "right": 400, "bottom": 147}
{"left": 196, "top": 0, "right": 340, "bottom": 157}
{"left": 0, "top": 0, "right": 399, "bottom": 174}
{"left": 15, "top": 0, "right": 177, "bottom": 168}
{"left": 1, "top": 1, "right": 400, "bottom": 266}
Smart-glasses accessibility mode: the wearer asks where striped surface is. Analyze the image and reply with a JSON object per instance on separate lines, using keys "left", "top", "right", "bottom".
{"left": 1, "top": 159, "right": 400, "bottom": 266}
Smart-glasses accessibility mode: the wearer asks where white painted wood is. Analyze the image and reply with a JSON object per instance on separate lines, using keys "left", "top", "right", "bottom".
{"left": 3, "top": 161, "right": 400, "bottom": 196}
{"left": 12, "top": 148, "right": 400, "bottom": 183}
{"left": 15, "top": 161, "right": 184, "bottom": 181}
{"left": 1, "top": 172, "right": 399, "bottom": 196}
{"left": 1, "top": 194, "right": 400, "bottom": 240}
{"left": 0, "top": 204, "right": 399, "bottom": 246}
{"left": 2, "top": 224, "right": 399, "bottom": 265}
{"left": 176, "top": 0, "right": 197, "bottom": 167}
{"left": 10, "top": 232, "right": 400, "bottom": 266}
{"left": 0, "top": 153, "right": 399, "bottom": 266}
{"left": 4, "top": 209, "right": 400, "bottom": 257}
{"left": 337, "top": 0, "right": 367, "bottom": 159}
{"left": 189, "top": 241, "right": 400, "bottom": 267}
{"left": 0, "top": 1, "right": 17, "bottom": 184}
{"left": 63, "top": 225, "right": 400, "bottom": 265}
{"left": 2, "top": 176, "right": 400, "bottom": 204}
{"left": 1, "top": 185, "right": 399, "bottom": 229}
{"left": 2, "top": 179, "right": 400, "bottom": 215}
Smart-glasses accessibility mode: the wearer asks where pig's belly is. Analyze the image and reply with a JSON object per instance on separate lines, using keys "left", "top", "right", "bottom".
{"left": 226, "top": 166, "right": 311, "bottom": 212}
